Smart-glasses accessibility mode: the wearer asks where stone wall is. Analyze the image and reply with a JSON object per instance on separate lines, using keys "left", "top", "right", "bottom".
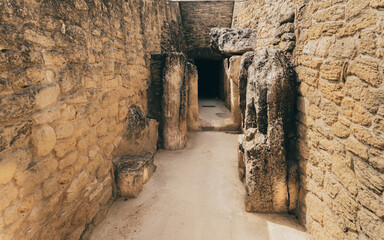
{"left": 232, "top": 0, "right": 295, "bottom": 51}
{"left": 180, "top": 1, "right": 234, "bottom": 59}
{"left": 233, "top": 0, "right": 384, "bottom": 239}
{"left": 0, "top": 0, "right": 185, "bottom": 239}
{"left": 295, "top": 1, "right": 384, "bottom": 239}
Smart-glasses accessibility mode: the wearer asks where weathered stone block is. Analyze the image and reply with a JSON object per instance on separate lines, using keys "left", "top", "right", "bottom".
{"left": 275, "top": 23, "right": 294, "bottom": 38}
{"left": 32, "top": 125, "right": 56, "bottom": 157}
{"left": 314, "top": 6, "right": 345, "bottom": 22}
{"left": 370, "top": 0, "right": 384, "bottom": 8}
{"left": 341, "top": 99, "right": 371, "bottom": 126}
{"left": 332, "top": 122, "right": 350, "bottom": 138}
{"left": 296, "top": 66, "right": 319, "bottom": 87}
{"left": 338, "top": 12, "right": 378, "bottom": 37}
{"left": 0, "top": 91, "right": 35, "bottom": 124}
{"left": 348, "top": 56, "right": 382, "bottom": 87}
{"left": 346, "top": 137, "right": 369, "bottom": 160}
{"left": 318, "top": 78, "right": 343, "bottom": 105}
{"left": 238, "top": 48, "right": 296, "bottom": 213}
{"left": 114, "top": 153, "right": 156, "bottom": 198}
{"left": 116, "top": 105, "right": 159, "bottom": 155}
{"left": 54, "top": 121, "right": 75, "bottom": 140}
{"left": 358, "top": 208, "right": 384, "bottom": 240}
{"left": 54, "top": 137, "right": 76, "bottom": 158}
{"left": 210, "top": 28, "right": 257, "bottom": 55}
{"left": 355, "top": 158, "right": 384, "bottom": 194}
{"left": 306, "top": 193, "right": 324, "bottom": 224}
{"left": 15, "top": 154, "right": 58, "bottom": 198}
{"left": 357, "top": 186, "right": 384, "bottom": 218}
{"left": 0, "top": 182, "right": 18, "bottom": 212}
{"left": 351, "top": 124, "right": 384, "bottom": 150}
{"left": 35, "top": 84, "right": 60, "bottom": 110}
{"left": 332, "top": 154, "right": 359, "bottom": 196}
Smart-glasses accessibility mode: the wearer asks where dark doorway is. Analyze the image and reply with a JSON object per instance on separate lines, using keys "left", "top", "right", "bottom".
{"left": 195, "top": 59, "right": 222, "bottom": 99}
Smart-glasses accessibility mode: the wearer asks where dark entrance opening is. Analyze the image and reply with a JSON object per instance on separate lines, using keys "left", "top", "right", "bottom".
{"left": 195, "top": 59, "right": 222, "bottom": 99}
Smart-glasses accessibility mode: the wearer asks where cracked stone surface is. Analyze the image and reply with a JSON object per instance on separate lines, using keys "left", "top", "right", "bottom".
{"left": 238, "top": 48, "right": 297, "bottom": 213}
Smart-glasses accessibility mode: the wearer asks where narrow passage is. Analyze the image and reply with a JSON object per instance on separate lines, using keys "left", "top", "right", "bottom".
{"left": 90, "top": 132, "right": 308, "bottom": 240}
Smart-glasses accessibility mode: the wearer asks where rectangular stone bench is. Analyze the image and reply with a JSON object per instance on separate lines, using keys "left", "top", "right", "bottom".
{"left": 114, "top": 153, "right": 156, "bottom": 198}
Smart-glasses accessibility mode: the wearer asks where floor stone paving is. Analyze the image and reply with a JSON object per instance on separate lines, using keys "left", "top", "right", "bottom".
{"left": 90, "top": 132, "right": 308, "bottom": 240}
{"left": 199, "top": 99, "right": 236, "bottom": 131}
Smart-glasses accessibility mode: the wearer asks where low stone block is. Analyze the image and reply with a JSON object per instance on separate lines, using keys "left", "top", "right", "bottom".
{"left": 114, "top": 153, "right": 156, "bottom": 198}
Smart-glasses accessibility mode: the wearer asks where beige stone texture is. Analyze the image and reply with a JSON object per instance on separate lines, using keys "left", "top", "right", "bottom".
{"left": 186, "top": 62, "right": 200, "bottom": 131}
{"left": 371, "top": 0, "right": 384, "bottom": 8}
{"left": 0, "top": 0, "right": 185, "bottom": 239}
{"left": 1, "top": 0, "right": 384, "bottom": 239}
{"left": 331, "top": 122, "right": 350, "bottom": 138}
{"left": 341, "top": 99, "right": 371, "bottom": 126}
{"left": 162, "top": 53, "right": 188, "bottom": 150}
{"left": 349, "top": 56, "right": 382, "bottom": 87}
{"left": 351, "top": 124, "right": 384, "bottom": 149}
{"left": 32, "top": 125, "right": 56, "bottom": 157}
{"left": 35, "top": 84, "right": 60, "bottom": 110}
{"left": 229, "top": 56, "right": 242, "bottom": 128}
{"left": 338, "top": 11, "right": 378, "bottom": 37}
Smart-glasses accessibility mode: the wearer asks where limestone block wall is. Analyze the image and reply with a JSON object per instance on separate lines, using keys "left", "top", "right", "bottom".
{"left": 0, "top": 0, "right": 185, "bottom": 239}
{"left": 180, "top": 1, "right": 234, "bottom": 59}
{"left": 232, "top": 0, "right": 295, "bottom": 50}
{"left": 233, "top": 0, "right": 384, "bottom": 239}
{"left": 295, "top": 1, "right": 384, "bottom": 239}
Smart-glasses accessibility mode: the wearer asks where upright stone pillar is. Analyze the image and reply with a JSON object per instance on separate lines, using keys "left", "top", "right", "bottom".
{"left": 162, "top": 53, "right": 188, "bottom": 150}
{"left": 186, "top": 62, "right": 200, "bottom": 131}
{"left": 238, "top": 48, "right": 296, "bottom": 213}
{"left": 228, "top": 56, "right": 242, "bottom": 129}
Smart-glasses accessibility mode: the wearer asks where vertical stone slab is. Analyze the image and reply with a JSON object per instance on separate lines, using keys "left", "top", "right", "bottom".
{"left": 238, "top": 48, "right": 296, "bottom": 213}
{"left": 147, "top": 54, "right": 166, "bottom": 148}
{"left": 229, "top": 56, "right": 242, "bottom": 129}
{"left": 238, "top": 51, "right": 257, "bottom": 125}
{"left": 162, "top": 53, "right": 188, "bottom": 150}
{"left": 186, "top": 62, "right": 200, "bottom": 131}
{"left": 220, "top": 58, "right": 231, "bottom": 110}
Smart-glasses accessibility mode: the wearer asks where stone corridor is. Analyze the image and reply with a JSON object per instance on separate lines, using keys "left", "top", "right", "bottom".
{"left": 89, "top": 132, "right": 308, "bottom": 240}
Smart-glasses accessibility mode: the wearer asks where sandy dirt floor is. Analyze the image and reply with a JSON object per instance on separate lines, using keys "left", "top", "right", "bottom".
{"left": 90, "top": 132, "right": 308, "bottom": 240}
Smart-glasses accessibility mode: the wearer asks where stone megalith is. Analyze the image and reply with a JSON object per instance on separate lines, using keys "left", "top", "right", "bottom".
{"left": 210, "top": 28, "right": 258, "bottom": 56}
{"left": 238, "top": 48, "right": 296, "bottom": 213}
{"left": 228, "top": 56, "right": 242, "bottom": 129}
{"left": 186, "top": 62, "right": 200, "bottom": 131}
{"left": 162, "top": 53, "right": 188, "bottom": 150}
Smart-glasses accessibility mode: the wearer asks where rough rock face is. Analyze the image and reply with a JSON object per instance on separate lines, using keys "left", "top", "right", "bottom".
{"left": 238, "top": 51, "right": 257, "bottom": 123}
{"left": 186, "top": 62, "right": 200, "bottom": 131}
{"left": 114, "top": 153, "right": 156, "bottom": 198}
{"left": 162, "top": 53, "right": 188, "bottom": 150}
{"left": 210, "top": 28, "right": 258, "bottom": 55}
{"left": 115, "top": 105, "right": 159, "bottom": 156}
{"left": 238, "top": 48, "right": 296, "bottom": 213}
